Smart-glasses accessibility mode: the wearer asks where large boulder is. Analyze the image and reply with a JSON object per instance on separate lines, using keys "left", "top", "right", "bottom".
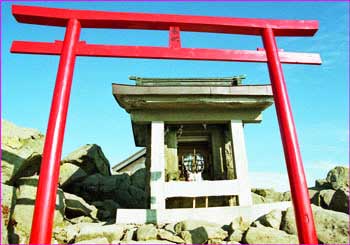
{"left": 319, "top": 189, "right": 336, "bottom": 209}
{"left": 68, "top": 173, "right": 147, "bottom": 208}
{"left": 136, "top": 224, "right": 158, "bottom": 241}
{"left": 1, "top": 184, "right": 16, "bottom": 244}
{"left": 63, "top": 192, "right": 98, "bottom": 220}
{"left": 326, "top": 166, "right": 349, "bottom": 190}
{"left": 315, "top": 178, "right": 332, "bottom": 189}
{"left": 59, "top": 163, "right": 88, "bottom": 188}
{"left": 281, "top": 205, "right": 349, "bottom": 244}
{"left": 131, "top": 168, "right": 146, "bottom": 189}
{"left": 328, "top": 189, "right": 349, "bottom": 214}
{"left": 53, "top": 223, "right": 81, "bottom": 244}
{"left": 256, "top": 209, "right": 282, "bottom": 230}
{"left": 225, "top": 216, "right": 250, "bottom": 243}
{"left": 158, "top": 229, "right": 185, "bottom": 243}
{"left": 74, "top": 237, "right": 109, "bottom": 244}
{"left": 75, "top": 223, "right": 124, "bottom": 243}
{"left": 175, "top": 220, "right": 228, "bottom": 243}
{"left": 9, "top": 176, "right": 66, "bottom": 244}
{"left": 251, "top": 192, "right": 265, "bottom": 204}
{"left": 251, "top": 188, "right": 283, "bottom": 202}
{"left": 62, "top": 144, "right": 111, "bottom": 176}
{"left": 228, "top": 216, "right": 250, "bottom": 232}
{"left": 180, "top": 229, "right": 208, "bottom": 244}
{"left": 92, "top": 199, "right": 120, "bottom": 221}
{"left": 1, "top": 120, "right": 44, "bottom": 184}
{"left": 243, "top": 226, "right": 298, "bottom": 244}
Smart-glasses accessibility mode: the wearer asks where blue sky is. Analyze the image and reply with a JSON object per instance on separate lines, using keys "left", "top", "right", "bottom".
{"left": 1, "top": 1, "right": 349, "bottom": 191}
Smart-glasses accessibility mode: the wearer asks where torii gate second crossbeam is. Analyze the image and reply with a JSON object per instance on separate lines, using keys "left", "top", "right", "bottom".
{"left": 10, "top": 4, "right": 322, "bottom": 244}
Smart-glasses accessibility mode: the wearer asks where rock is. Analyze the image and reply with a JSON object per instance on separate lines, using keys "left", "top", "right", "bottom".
{"left": 229, "top": 216, "right": 250, "bottom": 232}
{"left": 282, "top": 189, "right": 319, "bottom": 203}
{"left": 10, "top": 176, "right": 66, "bottom": 244}
{"left": 308, "top": 189, "right": 320, "bottom": 200}
{"left": 75, "top": 237, "right": 109, "bottom": 244}
{"left": 281, "top": 191, "right": 291, "bottom": 201}
{"left": 313, "top": 206, "right": 350, "bottom": 244}
{"left": 1, "top": 120, "right": 44, "bottom": 184}
{"left": 175, "top": 220, "right": 227, "bottom": 241}
{"left": 326, "top": 166, "right": 349, "bottom": 190}
{"left": 92, "top": 199, "right": 120, "bottom": 221}
{"left": 122, "top": 240, "right": 175, "bottom": 244}
{"left": 315, "top": 178, "right": 332, "bottom": 189}
{"left": 329, "top": 189, "right": 349, "bottom": 214}
{"left": 243, "top": 226, "right": 298, "bottom": 244}
{"left": 69, "top": 173, "right": 105, "bottom": 202}
{"left": 158, "top": 229, "right": 185, "bottom": 243}
{"left": 310, "top": 190, "right": 321, "bottom": 206}
{"left": 256, "top": 209, "right": 282, "bottom": 230}
{"left": 175, "top": 220, "right": 216, "bottom": 233}
{"left": 75, "top": 223, "right": 124, "bottom": 243}
{"left": 128, "top": 185, "right": 147, "bottom": 208}
{"left": 227, "top": 229, "right": 243, "bottom": 243}
{"left": 131, "top": 168, "right": 146, "bottom": 189}
{"left": 64, "top": 192, "right": 98, "bottom": 219}
{"left": 319, "top": 189, "right": 336, "bottom": 208}
{"left": 251, "top": 192, "right": 265, "bottom": 204}
{"left": 113, "top": 173, "right": 131, "bottom": 191}
{"left": 62, "top": 144, "right": 111, "bottom": 176}
{"left": 59, "top": 163, "right": 87, "bottom": 188}
{"left": 280, "top": 207, "right": 297, "bottom": 235}
{"left": 65, "top": 171, "right": 147, "bottom": 209}
{"left": 122, "top": 228, "right": 137, "bottom": 241}
{"left": 164, "top": 223, "right": 177, "bottom": 234}
{"left": 1, "top": 184, "right": 16, "bottom": 244}
{"left": 53, "top": 224, "right": 80, "bottom": 244}
{"left": 207, "top": 238, "right": 227, "bottom": 244}
{"left": 69, "top": 216, "right": 96, "bottom": 224}
{"left": 180, "top": 229, "right": 208, "bottom": 244}
{"left": 251, "top": 188, "right": 283, "bottom": 202}
{"left": 281, "top": 205, "right": 349, "bottom": 244}
{"left": 136, "top": 224, "right": 158, "bottom": 241}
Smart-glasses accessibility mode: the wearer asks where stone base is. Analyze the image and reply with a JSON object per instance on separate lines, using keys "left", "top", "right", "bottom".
{"left": 116, "top": 201, "right": 292, "bottom": 225}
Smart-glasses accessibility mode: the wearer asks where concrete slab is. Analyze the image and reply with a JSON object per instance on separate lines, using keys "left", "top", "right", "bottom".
{"left": 115, "top": 201, "right": 292, "bottom": 225}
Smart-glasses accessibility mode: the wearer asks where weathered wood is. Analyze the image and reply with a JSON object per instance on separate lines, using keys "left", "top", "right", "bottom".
{"left": 131, "top": 109, "right": 264, "bottom": 124}
{"left": 224, "top": 128, "right": 236, "bottom": 180}
{"left": 209, "top": 126, "right": 225, "bottom": 180}
{"left": 130, "top": 75, "right": 245, "bottom": 87}
{"left": 165, "top": 128, "right": 179, "bottom": 181}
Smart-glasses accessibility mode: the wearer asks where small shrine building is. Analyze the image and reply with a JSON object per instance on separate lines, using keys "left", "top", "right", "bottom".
{"left": 112, "top": 76, "right": 289, "bottom": 224}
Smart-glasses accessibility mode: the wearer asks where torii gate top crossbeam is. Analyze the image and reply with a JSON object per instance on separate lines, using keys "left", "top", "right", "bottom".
{"left": 11, "top": 5, "right": 321, "bottom": 64}
{"left": 13, "top": 4, "right": 318, "bottom": 36}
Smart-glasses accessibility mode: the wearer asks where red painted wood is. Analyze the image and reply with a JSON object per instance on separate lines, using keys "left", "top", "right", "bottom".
{"left": 11, "top": 41, "right": 322, "bottom": 64}
{"left": 262, "top": 28, "right": 318, "bottom": 244}
{"left": 28, "top": 19, "right": 81, "bottom": 245}
{"left": 169, "top": 26, "right": 181, "bottom": 48}
{"left": 12, "top": 4, "right": 318, "bottom": 36}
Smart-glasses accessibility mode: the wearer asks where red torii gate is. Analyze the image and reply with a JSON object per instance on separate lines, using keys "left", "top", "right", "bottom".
{"left": 10, "top": 4, "right": 322, "bottom": 244}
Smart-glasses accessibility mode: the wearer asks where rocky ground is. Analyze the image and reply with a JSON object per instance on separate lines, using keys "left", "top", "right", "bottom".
{"left": 1, "top": 120, "right": 349, "bottom": 244}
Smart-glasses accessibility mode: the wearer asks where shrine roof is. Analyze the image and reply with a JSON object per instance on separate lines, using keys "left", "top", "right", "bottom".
{"left": 128, "top": 75, "right": 246, "bottom": 86}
